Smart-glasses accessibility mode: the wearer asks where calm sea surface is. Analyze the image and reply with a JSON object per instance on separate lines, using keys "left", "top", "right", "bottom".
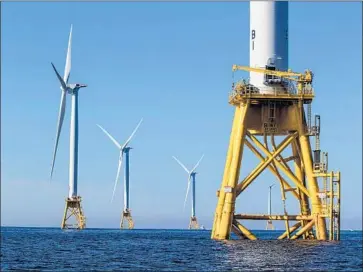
{"left": 1, "top": 227, "right": 362, "bottom": 271}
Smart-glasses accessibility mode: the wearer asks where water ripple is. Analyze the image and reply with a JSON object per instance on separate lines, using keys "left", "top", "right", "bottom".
{"left": 1, "top": 228, "right": 362, "bottom": 271}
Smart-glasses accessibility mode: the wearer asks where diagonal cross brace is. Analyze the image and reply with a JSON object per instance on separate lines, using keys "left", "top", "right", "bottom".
{"left": 247, "top": 132, "right": 310, "bottom": 197}
{"left": 239, "top": 138, "right": 300, "bottom": 199}
{"left": 236, "top": 132, "right": 298, "bottom": 196}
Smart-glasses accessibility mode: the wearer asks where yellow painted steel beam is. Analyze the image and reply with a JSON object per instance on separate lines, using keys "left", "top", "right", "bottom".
{"left": 294, "top": 103, "right": 327, "bottom": 240}
{"left": 231, "top": 224, "right": 246, "bottom": 239}
{"left": 269, "top": 134, "right": 292, "bottom": 239}
{"left": 281, "top": 155, "right": 299, "bottom": 163}
{"left": 292, "top": 139, "right": 308, "bottom": 207}
{"left": 292, "top": 140, "right": 311, "bottom": 239}
{"left": 236, "top": 159, "right": 264, "bottom": 193}
{"left": 329, "top": 171, "right": 334, "bottom": 240}
{"left": 247, "top": 132, "right": 311, "bottom": 198}
{"left": 231, "top": 65, "right": 313, "bottom": 83}
{"left": 234, "top": 214, "right": 313, "bottom": 221}
{"left": 213, "top": 102, "right": 249, "bottom": 240}
{"left": 270, "top": 135, "right": 292, "bottom": 239}
{"left": 61, "top": 199, "right": 68, "bottom": 229}
{"left": 292, "top": 139, "right": 305, "bottom": 171}
{"left": 233, "top": 219, "right": 257, "bottom": 240}
{"left": 290, "top": 220, "right": 316, "bottom": 240}
{"left": 238, "top": 139, "right": 300, "bottom": 199}
{"left": 271, "top": 136, "right": 297, "bottom": 181}
{"left": 211, "top": 106, "right": 240, "bottom": 239}
{"left": 278, "top": 222, "right": 302, "bottom": 240}
{"left": 313, "top": 172, "right": 341, "bottom": 178}
{"left": 235, "top": 133, "right": 298, "bottom": 196}
{"left": 337, "top": 171, "right": 341, "bottom": 241}
{"left": 229, "top": 94, "right": 315, "bottom": 106}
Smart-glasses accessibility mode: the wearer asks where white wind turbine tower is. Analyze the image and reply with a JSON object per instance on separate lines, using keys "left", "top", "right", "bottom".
{"left": 173, "top": 154, "right": 204, "bottom": 230}
{"left": 97, "top": 119, "right": 143, "bottom": 229}
{"left": 266, "top": 183, "right": 275, "bottom": 230}
{"left": 50, "top": 25, "right": 87, "bottom": 230}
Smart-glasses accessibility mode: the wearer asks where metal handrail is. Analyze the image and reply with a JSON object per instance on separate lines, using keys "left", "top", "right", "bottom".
{"left": 230, "top": 78, "right": 314, "bottom": 97}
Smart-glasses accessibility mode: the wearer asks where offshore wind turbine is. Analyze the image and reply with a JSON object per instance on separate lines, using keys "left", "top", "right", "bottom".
{"left": 266, "top": 183, "right": 275, "bottom": 230}
{"left": 97, "top": 118, "right": 143, "bottom": 229}
{"left": 50, "top": 25, "right": 87, "bottom": 230}
{"left": 172, "top": 154, "right": 204, "bottom": 230}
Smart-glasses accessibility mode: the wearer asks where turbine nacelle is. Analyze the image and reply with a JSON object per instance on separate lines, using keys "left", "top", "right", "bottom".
{"left": 66, "top": 83, "right": 88, "bottom": 94}
{"left": 121, "top": 146, "right": 132, "bottom": 152}
{"left": 69, "top": 83, "right": 88, "bottom": 89}
{"left": 118, "top": 147, "right": 132, "bottom": 161}
{"left": 51, "top": 62, "right": 88, "bottom": 94}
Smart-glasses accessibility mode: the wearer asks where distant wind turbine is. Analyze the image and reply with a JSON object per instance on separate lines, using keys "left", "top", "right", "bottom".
{"left": 97, "top": 118, "right": 143, "bottom": 229}
{"left": 266, "top": 183, "right": 275, "bottom": 230}
{"left": 173, "top": 154, "right": 204, "bottom": 230}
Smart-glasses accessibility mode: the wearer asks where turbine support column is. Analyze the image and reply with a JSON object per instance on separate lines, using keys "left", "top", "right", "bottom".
{"left": 124, "top": 147, "right": 131, "bottom": 211}
{"left": 191, "top": 173, "right": 196, "bottom": 217}
{"left": 188, "top": 173, "right": 199, "bottom": 230}
{"left": 120, "top": 147, "right": 134, "bottom": 230}
{"left": 266, "top": 186, "right": 275, "bottom": 230}
{"left": 61, "top": 90, "right": 86, "bottom": 230}
{"left": 69, "top": 91, "right": 79, "bottom": 199}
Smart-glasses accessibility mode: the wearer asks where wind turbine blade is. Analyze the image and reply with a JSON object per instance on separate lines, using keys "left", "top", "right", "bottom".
{"left": 122, "top": 118, "right": 143, "bottom": 149}
{"left": 50, "top": 89, "right": 67, "bottom": 179}
{"left": 51, "top": 63, "right": 67, "bottom": 91}
{"left": 172, "top": 156, "right": 190, "bottom": 174}
{"left": 183, "top": 174, "right": 192, "bottom": 210}
{"left": 97, "top": 124, "right": 122, "bottom": 149}
{"left": 64, "top": 24, "right": 72, "bottom": 84}
{"left": 111, "top": 153, "right": 123, "bottom": 202}
{"left": 191, "top": 154, "right": 204, "bottom": 173}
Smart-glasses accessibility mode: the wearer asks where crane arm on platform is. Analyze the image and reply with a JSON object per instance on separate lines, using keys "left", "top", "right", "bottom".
{"left": 231, "top": 65, "right": 313, "bottom": 84}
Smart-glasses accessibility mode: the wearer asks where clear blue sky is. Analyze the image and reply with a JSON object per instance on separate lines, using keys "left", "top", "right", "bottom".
{"left": 1, "top": 2, "right": 362, "bottom": 230}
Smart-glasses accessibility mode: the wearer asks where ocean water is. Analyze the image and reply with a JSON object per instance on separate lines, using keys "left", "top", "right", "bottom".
{"left": 1, "top": 227, "right": 362, "bottom": 271}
